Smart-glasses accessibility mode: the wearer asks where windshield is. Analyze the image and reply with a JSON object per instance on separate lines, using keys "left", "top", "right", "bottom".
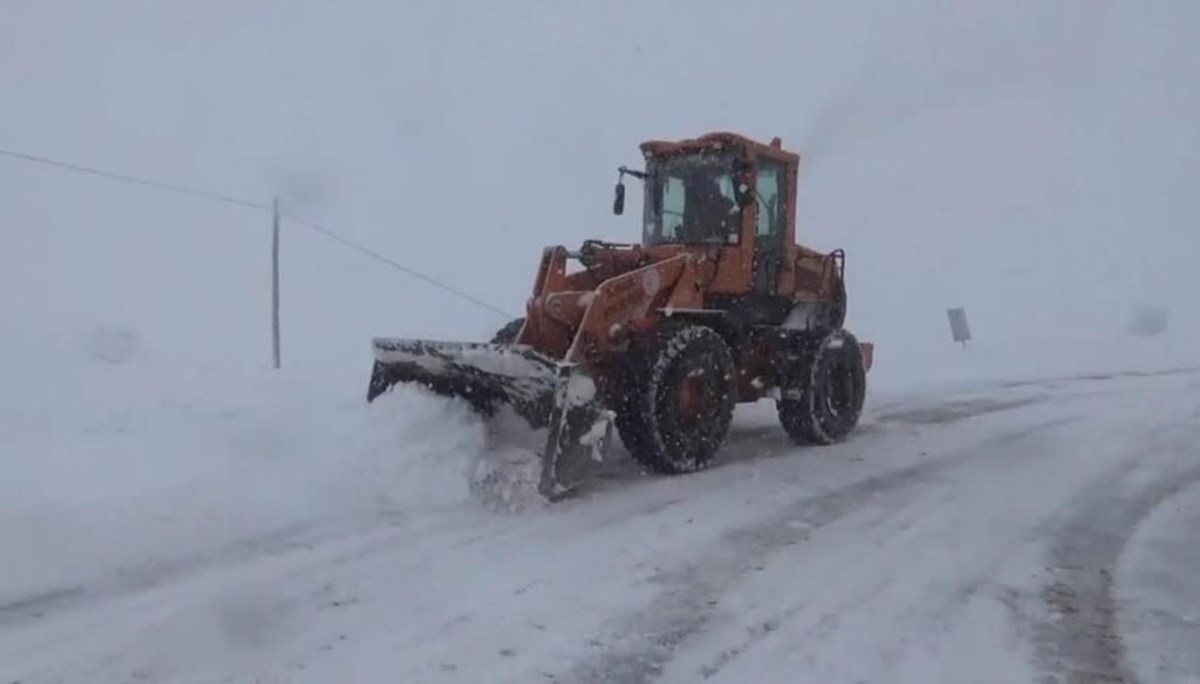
{"left": 643, "top": 151, "right": 742, "bottom": 246}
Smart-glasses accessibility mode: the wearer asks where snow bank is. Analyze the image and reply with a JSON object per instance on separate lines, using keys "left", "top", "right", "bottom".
{"left": 0, "top": 358, "right": 544, "bottom": 610}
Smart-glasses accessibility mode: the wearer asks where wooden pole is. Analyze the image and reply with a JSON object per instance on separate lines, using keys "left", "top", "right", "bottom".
{"left": 271, "top": 197, "right": 281, "bottom": 369}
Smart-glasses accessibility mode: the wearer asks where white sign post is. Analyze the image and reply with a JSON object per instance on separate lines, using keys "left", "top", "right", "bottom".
{"left": 271, "top": 197, "right": 281, "bottom": 369}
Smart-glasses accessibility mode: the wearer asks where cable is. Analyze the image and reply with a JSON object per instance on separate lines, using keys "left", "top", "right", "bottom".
{"left": 0, "top": 146, "right": 267, "bottom": 210}
{"left": 0, "top": 144, "right": 515, "bottom": 320}
{"left": 282, "top": 213, "right": 515, "bottom": 320}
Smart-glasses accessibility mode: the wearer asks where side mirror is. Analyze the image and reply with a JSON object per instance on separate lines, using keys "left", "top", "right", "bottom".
{"left": 613, "top": 165, "right": 649, "bottom": 215}
{"left": 613, "top": 181, "right": 626, "bottom": 215}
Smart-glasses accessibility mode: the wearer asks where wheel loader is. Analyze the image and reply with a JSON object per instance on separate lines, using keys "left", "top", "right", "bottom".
{"left": 367, "top": 132, "right": 874, "bottom": 499}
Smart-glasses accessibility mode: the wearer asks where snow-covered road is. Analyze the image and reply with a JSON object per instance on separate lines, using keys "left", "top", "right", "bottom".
{"left": 2, "top": 367, "right": 1198, "bottom": 683}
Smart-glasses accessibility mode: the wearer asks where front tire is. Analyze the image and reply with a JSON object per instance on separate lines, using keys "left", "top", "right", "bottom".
{"left": 778, "top": 329, "right": 866, "bottom": 445}
{"left": 616, "top": 321, "right": 736, "bottom": 474}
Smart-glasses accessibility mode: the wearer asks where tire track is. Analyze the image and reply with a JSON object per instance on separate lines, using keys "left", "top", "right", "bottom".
{"left": 0, "top": 521, "right": 320, "bottom": 628}
{"left": 563, "top": 416, "right": 1076, "bottom": 683}
{"left": 1115, "top": 480, "right": 1200, "bottom": 684}
{"left": 1033, "top": 421, "right": 1200, "bottom": 684}
{"left": 582, "top": 379, "right": 1054, "bottom": 497}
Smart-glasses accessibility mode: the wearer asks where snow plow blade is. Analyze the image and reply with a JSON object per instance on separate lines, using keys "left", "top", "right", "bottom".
{"left": 367, "top": 338, "right": 614, "bottom": 499}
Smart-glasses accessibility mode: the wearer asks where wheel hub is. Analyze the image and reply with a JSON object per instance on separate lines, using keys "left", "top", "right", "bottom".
{"left": 679, "top": 371, "right": 708, "bottom": 422}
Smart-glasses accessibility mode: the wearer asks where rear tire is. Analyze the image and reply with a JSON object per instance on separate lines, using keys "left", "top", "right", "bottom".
{"left": 616, "top": 321, "right": 735, "bottom": 474}
{"left": 491, "top": 317, "right": 525, "bottom": 344}
{"left": 778, "top": 329, "right": 866, "bottom": 445}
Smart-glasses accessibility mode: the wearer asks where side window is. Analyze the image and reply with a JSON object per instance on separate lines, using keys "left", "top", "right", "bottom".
{"left": 755, "top": 164, "right": 784, "bottom": 239}
{"left": 661, "top": 176, "right": 686, "bottom": 240}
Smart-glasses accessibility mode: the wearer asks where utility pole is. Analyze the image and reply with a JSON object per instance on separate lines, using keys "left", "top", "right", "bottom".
{"left": 271, "top": 197, "right": 281, "bottom": 369}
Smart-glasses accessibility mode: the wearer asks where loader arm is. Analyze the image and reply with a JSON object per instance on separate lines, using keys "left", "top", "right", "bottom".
{"left": 563, "top": 253, "right": 693, "bottom": 365}
{"left": 366, "top": 253, "right": 697, "bottom": 500}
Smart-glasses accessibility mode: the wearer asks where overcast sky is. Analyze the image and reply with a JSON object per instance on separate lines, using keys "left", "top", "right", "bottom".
{"left": 2, "top": 1, "right": 1197, "bottom": 385}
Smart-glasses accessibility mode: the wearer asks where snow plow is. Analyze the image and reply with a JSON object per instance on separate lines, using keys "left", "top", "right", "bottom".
{"left": 368, "top": 132, "right": 874, "bottom": 499}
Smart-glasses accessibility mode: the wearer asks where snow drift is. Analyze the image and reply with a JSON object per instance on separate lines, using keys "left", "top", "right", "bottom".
{"left": 0, "top": 359, "right": 552, "bottom": 613}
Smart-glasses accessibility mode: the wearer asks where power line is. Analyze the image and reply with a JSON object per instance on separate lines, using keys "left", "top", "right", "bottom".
{"left": 0, "top": 146, "right": 267, "bottom": 210}
{"left": 0, "top": 144, "right": 513, "bottom": 319}
{"left": 283, "top": 213, "right": 514, "bottom": 319}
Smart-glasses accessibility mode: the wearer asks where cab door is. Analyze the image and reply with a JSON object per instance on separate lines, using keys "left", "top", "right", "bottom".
{"left": 753, "top": 159, "right": 787, "bottom": 295}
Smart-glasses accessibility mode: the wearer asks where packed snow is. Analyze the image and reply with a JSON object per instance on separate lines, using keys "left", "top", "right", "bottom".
{"left": 3, "top": 358, "right": 1199, "bottom": 683}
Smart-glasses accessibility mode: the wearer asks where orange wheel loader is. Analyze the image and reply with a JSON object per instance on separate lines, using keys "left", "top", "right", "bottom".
{"left": 367, "top": 132, "right": 874, "bottom": 499}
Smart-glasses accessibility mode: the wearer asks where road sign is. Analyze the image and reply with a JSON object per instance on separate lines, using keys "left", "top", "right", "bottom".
{"left": 947, "top": 307, "right": 971, "bottom": 347}
{"left": 1128, "top": 306, "right": 1168, "bottom": 337}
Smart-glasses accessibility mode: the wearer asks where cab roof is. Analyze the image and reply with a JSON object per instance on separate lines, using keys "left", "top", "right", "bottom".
{"left": 639, "top": 132, "right": 800, "bottom": 165}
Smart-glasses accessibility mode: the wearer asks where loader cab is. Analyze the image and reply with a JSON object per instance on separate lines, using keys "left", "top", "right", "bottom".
{"left": 632, "top": 133, "right": 799, "bottom": 307}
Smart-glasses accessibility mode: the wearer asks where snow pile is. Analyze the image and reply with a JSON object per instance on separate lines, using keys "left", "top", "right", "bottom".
{"left": 467, "top": 405, "right": 550, "bottom": 514}
{"left": 0, "top": 359, "right": 546, "bottom": 611}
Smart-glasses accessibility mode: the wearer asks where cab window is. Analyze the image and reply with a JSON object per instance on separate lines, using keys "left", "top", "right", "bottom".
{"left": 643, "top": 152, "right": 741, "bottom": 246}
{"left": 755, "top": 162, "right": 785, "bottom": 240}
